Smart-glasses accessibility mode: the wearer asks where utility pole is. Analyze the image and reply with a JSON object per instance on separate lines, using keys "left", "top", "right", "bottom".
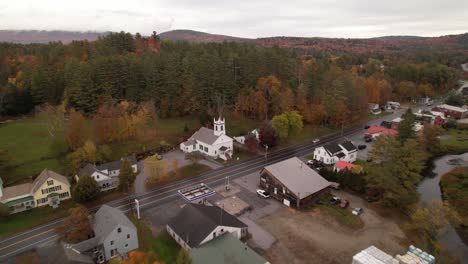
{"left": 134, "top": 199, "right": 140, "bottom": 219}
{"left": 264, "top": 144, "right": 269, "bottom": 161}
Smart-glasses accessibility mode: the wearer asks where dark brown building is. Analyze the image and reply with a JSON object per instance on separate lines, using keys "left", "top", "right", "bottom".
{"left": 260, "top": 157, "right": 331, "bottom": 209}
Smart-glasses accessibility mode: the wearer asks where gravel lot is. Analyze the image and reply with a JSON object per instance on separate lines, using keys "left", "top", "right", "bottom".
{"left": 258, "top": 190, "right": 408, "bottom": 264}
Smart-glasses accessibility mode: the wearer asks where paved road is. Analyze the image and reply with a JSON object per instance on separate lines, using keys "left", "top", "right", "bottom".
{"left": 0, "top": 111, "right": 403, "bottom": 261}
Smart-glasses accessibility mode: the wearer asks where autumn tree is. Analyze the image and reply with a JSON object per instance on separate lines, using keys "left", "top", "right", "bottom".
{"left": 122, "top": 251, "right": 160, "bottom": 264}
{"left": 67, "top": 140, "right": 98, "bottom": 172}
{"left": 36, "top": 103, "right": 66, "bottom": 139}
{"left": 367, "top": 136, "right": 427, "bottom": 209}
{"left": 272, "top": 111, "right": 303, "bottom": 140}
{"left": 72, "top": 174, "right": 100, "bottom": 203}
{"left": 410, "top": 200, "right": 461, "bottom": 240}
{"left": 65, "top": 108, "right": 87, "bottom": 150}
{"left": 421, "top": 124, "right": 444, "bottom": 155}
{"left": 93, "top": 103, "right": 119, "bottom": 144}
{"left": 171, "top": 158, "right": 179, "bottom": 175}
{"left": 56, "top": 206, "right": 93, "bottom": 243}
{"left": 258, "top": 121, "right": 277, "bottom": 147}
{"left": 244, "top": 136, "right": 258, "bottom": 153}
{"left": 118, "top": 160, "right": 136, "bottom": 192}
{"left": 176, "top": 249, "right": 192, "bottom": 264}
{"left": 144, "top": 155, "right": 168, "bottom": 183}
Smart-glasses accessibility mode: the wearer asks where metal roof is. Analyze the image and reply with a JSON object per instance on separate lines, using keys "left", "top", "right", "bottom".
{"left": 262, "top": 157, "right": 331, "bottom": 199}
{"left": 191, "top": 233, "right": 268, "bottom": 264}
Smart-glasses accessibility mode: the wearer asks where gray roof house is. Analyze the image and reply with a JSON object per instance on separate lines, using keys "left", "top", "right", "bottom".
{"left": 166, "top": 203, "right": 248, "bottom": 251}
{"left": 70, "top": 205, "right": 138, "bottom": 263}
{"left": 260, "top": 157, "right": 331, "bottom": 208}
{"left": 75, "top": 155, "right": 138, "bottom": 192}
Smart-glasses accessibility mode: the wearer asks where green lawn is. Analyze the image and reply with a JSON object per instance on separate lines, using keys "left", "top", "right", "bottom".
{"left": 317, "top": 204, "right": 365, "bottom": 230}
{"left": 178, "top": 163, "right": 212, "bottom": 178}
{"left": 276, "top": 125, "right": 336, "bottom": 150}
{"left": 440, "top": 129, "right": 468, "bottom": 154}
{"left": 226, "top": 117, "right": 258, "bottom": 137}
{"left": 0, "top": 200, "right": 77, "bottom": 238}
{"left": 0, "top": 118, "right": 64, "bottom": 185}
{"left": 129, "top": 215, "right": 180, "bottom": 263}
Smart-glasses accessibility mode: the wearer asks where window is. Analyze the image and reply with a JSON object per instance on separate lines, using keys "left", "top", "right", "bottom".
{"left": 110, "top": 240, "right": 114, "bottom": 245}
{"left": 47, "top": 180, "right": 53, "bottom": 186}
{"left": 204, "top": 146, "right": 208, "bottom": 152}
{"left": 58, "top": 185, "right": 62, "bottom": 191}
{"left": 110, "top": 249, "right": 115, "bottom": 257}
{"left": 59, "top": 192, "right": 69, "bottom": 199}
{"left": 96, "top": 175, "right": 100, "bottom": 179}
{"left": 127, "top": 234, "right": 130, "bottom": 239}
{"left": 125, "top": 243, "right": 128, "bottom": 248}
{"left": 220, "top": 126, "right": 224, "bottom": 131}
{"left": 36, "top": 198, "right": 48, "bottom": 204}
{"left": 117, "top": 228, "right": 122, "bottom": 233}
{"left": 213, "top": 231, "right": 217, "bottom": 238}
{"left": 199, "top": 145, "right": 203, "bottom": 150}
{"left": 220, "top": 228, "right": 224, "bottom": 233}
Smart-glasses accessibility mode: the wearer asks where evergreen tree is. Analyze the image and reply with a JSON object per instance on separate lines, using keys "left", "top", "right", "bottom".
{"left": 72, "top": 174, "right": 100, "bottom": 203}
{"left": 118, "top": 160, "right": 136, "bottom": 191}
{"left": 397, "top": 108, "right": 416, "bottom": 143}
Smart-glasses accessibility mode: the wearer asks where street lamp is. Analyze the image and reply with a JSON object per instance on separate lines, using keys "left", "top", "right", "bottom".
{"left": 264, "top": 144, "right": 268, "bottom": 160}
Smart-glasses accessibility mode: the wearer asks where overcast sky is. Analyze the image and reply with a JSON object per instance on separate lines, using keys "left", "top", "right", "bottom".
{"left": 1, "top": 0, "right": 467, "bottom": 38}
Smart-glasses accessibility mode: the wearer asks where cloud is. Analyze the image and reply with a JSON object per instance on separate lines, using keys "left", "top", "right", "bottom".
{"left": 0, "top": 0, "right": 467, "bottom": 38}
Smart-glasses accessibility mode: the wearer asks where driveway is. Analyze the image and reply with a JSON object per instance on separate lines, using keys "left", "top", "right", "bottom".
{"left": 134, "top": 150, "right": 223, "bottom": 194}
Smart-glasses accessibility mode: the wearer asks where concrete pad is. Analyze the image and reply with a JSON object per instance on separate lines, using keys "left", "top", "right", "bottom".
{"left": 215, "top": 196, "right": 251, "bottom": 216}
{"left": 233, "top": 171, "right": 262, "bottom": 194}
{"left": 239, "top": 216, "right": 276, "bottom": 251}
{"left": 214, "top": 184, "right": 241, "bottom": 197}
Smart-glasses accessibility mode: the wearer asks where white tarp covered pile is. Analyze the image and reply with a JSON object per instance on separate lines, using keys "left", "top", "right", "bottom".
{"left": 352, "top": 246, "right": 399, "bottom": 264}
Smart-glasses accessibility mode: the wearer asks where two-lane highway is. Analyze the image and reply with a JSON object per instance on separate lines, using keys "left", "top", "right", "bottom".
{"left": 0, "top": 110, "right": 404, "bottom": 261}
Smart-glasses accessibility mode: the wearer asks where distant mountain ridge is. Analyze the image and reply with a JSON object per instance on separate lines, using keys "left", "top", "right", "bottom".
{"left": 0, "top": 30, "right": 110, "bottom": 44}
{"left": 1, "top": 29, "right": 467, "bottom": 56}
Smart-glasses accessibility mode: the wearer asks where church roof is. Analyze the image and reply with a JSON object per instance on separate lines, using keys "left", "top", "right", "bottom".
{"left": 190, "top": 127, "right": 221, "bottom": 145}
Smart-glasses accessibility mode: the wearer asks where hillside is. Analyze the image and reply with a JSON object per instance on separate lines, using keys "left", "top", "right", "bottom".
{"left": 159, "top": 29, "right": 251, "bottom": 43}
{"left": 0, "top": 30, "right": 109, "bottom": 44}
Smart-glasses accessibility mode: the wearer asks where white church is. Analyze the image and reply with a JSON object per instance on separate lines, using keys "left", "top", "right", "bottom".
{"left": 180, "top": 117, "right": 234, "bottom": 160}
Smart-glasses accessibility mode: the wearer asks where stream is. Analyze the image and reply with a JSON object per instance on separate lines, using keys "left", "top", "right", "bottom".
{"left": 417, "top": 153, "right": 468, "bottom": 262}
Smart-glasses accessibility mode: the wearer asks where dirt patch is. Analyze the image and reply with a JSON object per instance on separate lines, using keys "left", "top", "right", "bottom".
{"left": 258, "top": 195, "right": 408, "bottom": 263}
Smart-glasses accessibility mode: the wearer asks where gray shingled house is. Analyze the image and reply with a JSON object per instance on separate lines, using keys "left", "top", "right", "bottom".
{"left": 260, "top": 157, "right": 331, "bottom": 208}
{"left": 70, "top": 205, "right": 138, "bottom": 263}
{"left": 166, "top": 203, "right": 247, "bottom": 251}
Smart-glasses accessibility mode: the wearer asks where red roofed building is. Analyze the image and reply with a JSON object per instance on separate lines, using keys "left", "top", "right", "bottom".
{"left": 365, "top": 126, "right": 398, "bottom": 138}
{"left": 333, "top": 160, "right": 356, "bottom": 172}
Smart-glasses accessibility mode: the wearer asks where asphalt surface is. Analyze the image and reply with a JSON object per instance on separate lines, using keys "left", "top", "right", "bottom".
{"left": 0, "top": 110, "right": 403, "bottom": 261}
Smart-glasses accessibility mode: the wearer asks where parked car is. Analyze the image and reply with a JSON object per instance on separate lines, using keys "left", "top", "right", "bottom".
{"left": 329, "top": 182, "right": 340, "bottom": 190}
{"left": 364, "top": 125, "right": 370, "bottom": 129}
{"left": 307, "top": 160, "right": 314, "bottom": 166}
{"left": 330, "top": 196, "right": 341, "bottom": 205}
{"left": 352, "top": 208, "right": 363, "bottom": 216}
{"left": 340, "top": 199, "right": 349, "bottom": 208}
{"left": 364, "top": 137, "right": 372, "bottom": 143}
{"left": 256, "top": 189, "right": 270, "bottom": 199}
{"left": 312, "top": 138, "right": 320, "bottom": 144}
{"left": 358, "top": 144, "right": 367, "bottom": 150}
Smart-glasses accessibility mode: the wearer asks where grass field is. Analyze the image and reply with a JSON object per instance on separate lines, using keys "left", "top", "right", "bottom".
{"left": 0, "top": 200, "right": 77, "bottom": 238}
{"left": 317, "top": 204, "right": 365, "bottom": 230}
{"left": 276, "top": 125, "right": 336, "bottom": 149}
{"left": 130, "top": 215, "right": 180, "bottom": 263}
{"left": 441, "top": 129, "right": 468, "bottom": 153}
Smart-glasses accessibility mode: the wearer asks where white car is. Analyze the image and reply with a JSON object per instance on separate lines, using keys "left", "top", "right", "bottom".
{"left": 256, "top": 189, "right": 270, "bottom": 199}
{"left": 312, "top": 138, "right": 320, "bottom": 144}
{"left": 307, "top": 160, "right": 314, "bottom": 165}
{"left": 352, "top": 208, "right": 363, "bottom": 216}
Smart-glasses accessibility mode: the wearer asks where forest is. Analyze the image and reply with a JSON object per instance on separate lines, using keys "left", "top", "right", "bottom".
{"left": 0, "top": 31, "right": 461, "bottom": 122}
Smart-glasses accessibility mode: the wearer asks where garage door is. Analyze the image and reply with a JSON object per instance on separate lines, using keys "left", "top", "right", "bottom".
{"left": 283, "top": 199, "right": 290, "bottom": 207}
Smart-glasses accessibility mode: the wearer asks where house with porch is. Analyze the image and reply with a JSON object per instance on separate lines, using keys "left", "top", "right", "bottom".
{"left": 75, "top": 155, "right": 138, "bottom": 192}
{"left": 180, "top": 117, "right": 234, "bottom": 160}
{"left": 260, "top": 157, "right": 331, "bottom": 208}
{"left": 0, "top": 169, "right": 71, "bottom": 214}
{"left": 313, "top": 141, "right": 357, "bottom": 165}
{"left": 70, "top": 205, "right": 139, "bottom": 263}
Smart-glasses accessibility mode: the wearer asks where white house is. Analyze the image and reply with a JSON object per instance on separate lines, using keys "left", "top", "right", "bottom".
{"left": 166, "top": 203, "right": 248, "bottom": 251}
{"left": 180, "top": 117, "right": 234, "bottom": 160}
{"left": 75, "top": 155, "right": 138, "bottom": 192}
{"left": 313, "top": 141, "right": 357, "bottom": 165}
{"left": 234, "top": 128, "right": 260, "bottom": 144}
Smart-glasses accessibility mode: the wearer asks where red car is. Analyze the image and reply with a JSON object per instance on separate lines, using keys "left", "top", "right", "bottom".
{"left": 340, "top": 199, "right": 349, "bottom": 208}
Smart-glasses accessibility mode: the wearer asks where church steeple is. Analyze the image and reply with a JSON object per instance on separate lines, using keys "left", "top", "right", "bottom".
{"left": 213, "top": 117, "right": 226, "bottom": 136}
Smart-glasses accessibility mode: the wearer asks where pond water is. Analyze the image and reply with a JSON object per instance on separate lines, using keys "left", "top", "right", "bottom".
{"left": 417, "top": 153, "right": 468, "bottom": 262}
